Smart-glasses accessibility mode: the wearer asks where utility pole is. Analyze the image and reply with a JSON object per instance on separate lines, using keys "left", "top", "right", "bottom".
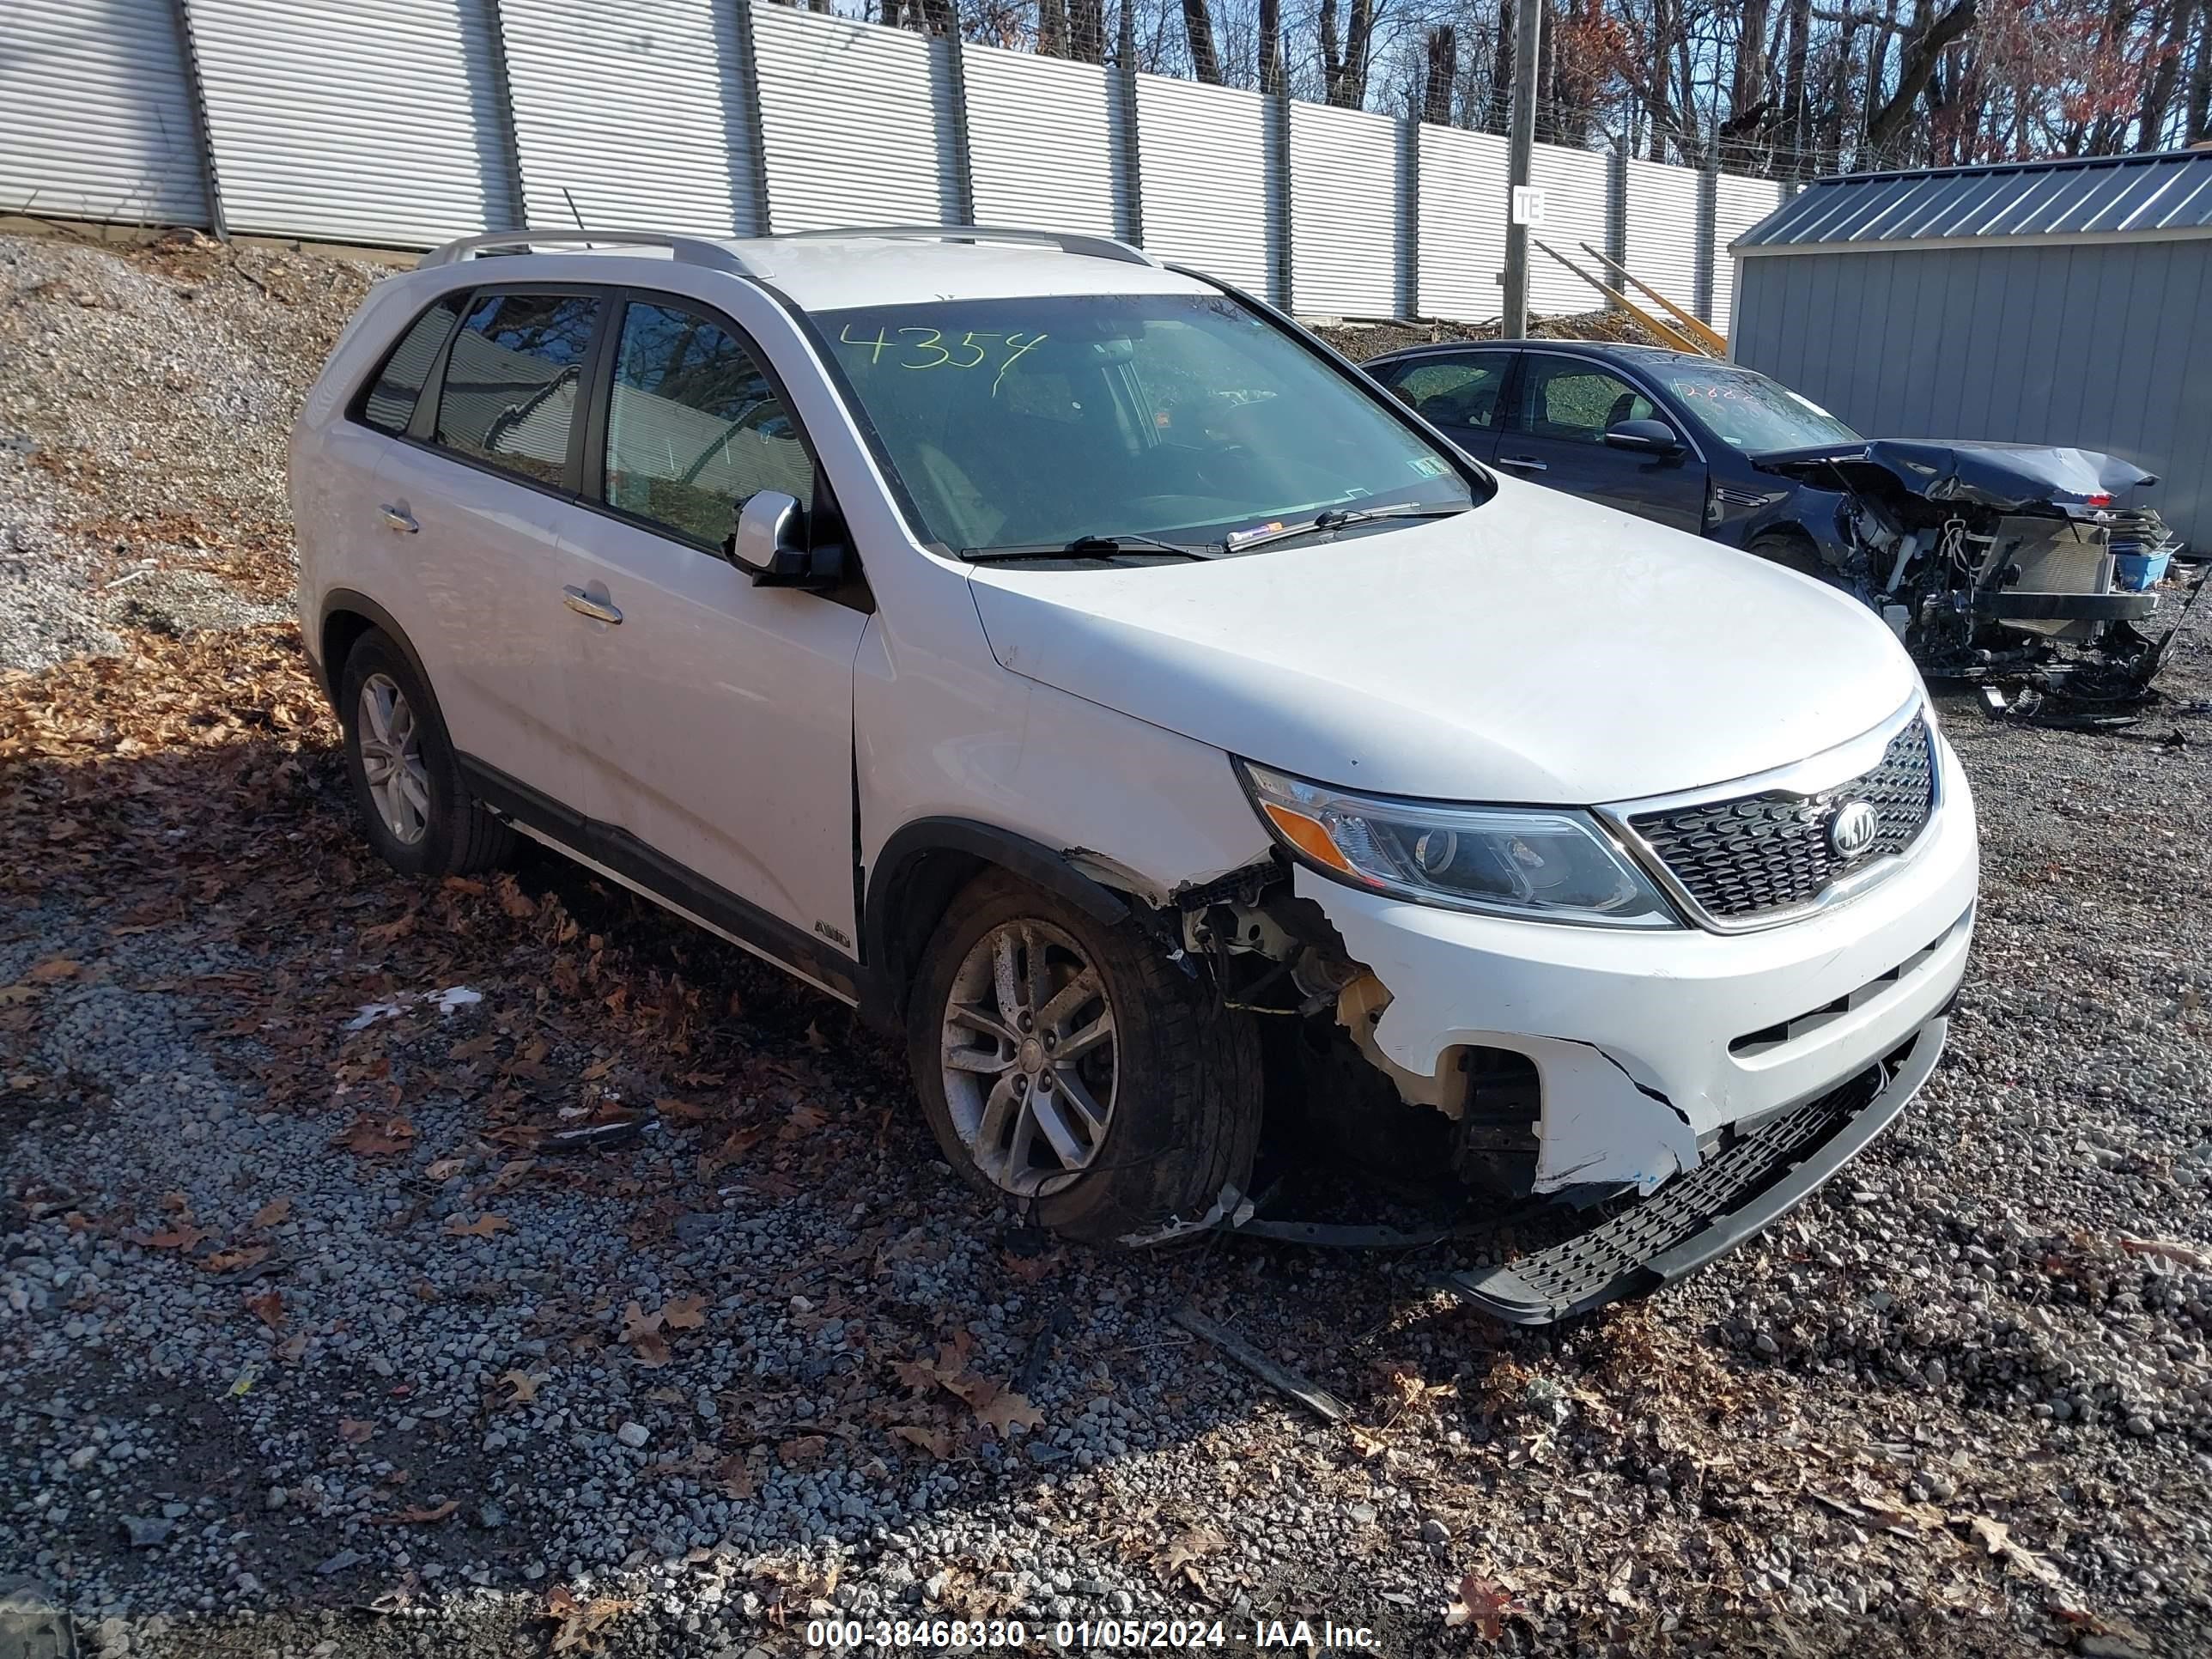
{"left": 1500, "top": 0, "right": 1544, "bottom": 337}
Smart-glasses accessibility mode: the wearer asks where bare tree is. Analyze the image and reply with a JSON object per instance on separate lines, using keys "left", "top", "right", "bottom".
{"left": 1183, "top": 0, "right": 1224, "bottom": 81}
{"left": 1862, "top": 0, "right": 1977, "bottom": 155}
{"left": 1425, "top": 23, "right": 1460, "bottom": 120}
{"left": 1259, "top": 0, "right": 1286, "bottom": 93}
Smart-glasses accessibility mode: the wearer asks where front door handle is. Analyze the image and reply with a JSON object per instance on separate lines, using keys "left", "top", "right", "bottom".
{"left": 562, "top": 586, "right": 623, "bottom": 624}
{"left": 1497, "top": 455, "right": 1548, "bottom": 472}
{"left": 380, "top": 503, "right": 418, "bottom": 533}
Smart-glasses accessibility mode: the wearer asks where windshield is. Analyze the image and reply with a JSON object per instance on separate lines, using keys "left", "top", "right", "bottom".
{"left": 1658, "top": 364, "right": 1861, "bottom": 454}
{"left": 815, "top": 294, "right": 1478, "bottom": 555}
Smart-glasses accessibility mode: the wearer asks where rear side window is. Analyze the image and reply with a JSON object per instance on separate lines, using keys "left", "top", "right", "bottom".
{"left": 358, "top": 295, "right": 464, "bottom": 434}
{"left": 433, "top": 292, "right": 601, "bottom": 488}
{"left": 603, "top": 301, "right": 813, "bottom": 549}
{"left": 1382, "top": 356, "right": 1509, "bottom": 429}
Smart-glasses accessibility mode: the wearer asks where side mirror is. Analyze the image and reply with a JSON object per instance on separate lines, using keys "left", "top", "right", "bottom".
{"left": 1604, "top": 417, "right": 1685, "bottom": 457}
{"left": 726, "top": 489, "right": 841, "bottom": 589}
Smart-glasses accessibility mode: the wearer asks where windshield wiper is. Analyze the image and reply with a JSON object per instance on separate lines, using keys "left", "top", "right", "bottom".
{"left": 963, "top": 532, "right": 1224, "bottom": 564}
{"left": 1224, "top": 501, "right": 1471, "bottom": 554}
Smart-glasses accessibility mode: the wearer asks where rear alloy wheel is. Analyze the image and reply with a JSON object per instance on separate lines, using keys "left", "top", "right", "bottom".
{"left": 908, "top": 872, "right": 1262, "bottom": 1245}
{"left": 337, "top": 627, "right": 513, "bottom": 878}
{"left": 356, "top": 672, "right": 432, "bottom": 847}
{"left": 939, "top": 919, "right": 1119, "bottom": 1198}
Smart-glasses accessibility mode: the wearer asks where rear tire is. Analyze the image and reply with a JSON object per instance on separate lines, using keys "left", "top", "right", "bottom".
{"left": 906, "top": 872, "right": 1262, "bottom": 1246}
{"left": 337, "top": 628, "right": 513, "bottom": 878}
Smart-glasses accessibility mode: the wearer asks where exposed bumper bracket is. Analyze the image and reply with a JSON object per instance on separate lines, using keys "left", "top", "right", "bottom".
{"left": 1435, "top": 1017, "right": 1947, "bottom": 1325}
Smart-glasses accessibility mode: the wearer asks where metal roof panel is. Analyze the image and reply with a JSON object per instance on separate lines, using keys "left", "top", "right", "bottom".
{"left": 1733, "top": 149, "right": 2212, "bottom": 252}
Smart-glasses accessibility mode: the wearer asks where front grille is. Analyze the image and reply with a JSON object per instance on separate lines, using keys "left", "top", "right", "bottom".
{"left": 1628, "top": 719, "right": 1935, "bottom": 923}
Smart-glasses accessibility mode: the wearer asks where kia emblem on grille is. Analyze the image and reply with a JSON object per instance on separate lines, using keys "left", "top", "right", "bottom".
{"left": 1829, "top": 799, "right": 1881, "bottom": 859}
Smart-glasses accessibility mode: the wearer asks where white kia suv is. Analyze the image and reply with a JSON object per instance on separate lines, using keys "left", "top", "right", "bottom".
{"left": 289, "top": 227, "right": 1978, "bottom": 1322}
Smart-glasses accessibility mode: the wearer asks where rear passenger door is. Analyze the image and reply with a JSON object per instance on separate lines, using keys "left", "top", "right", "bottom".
{"left": 555, "top": 292, "right": 870, "bottom": 975}
{"left": 1371, "top": 352, "right": 1510, "bottom": 465}
{"left": 1494, "top": 353, "right": 1706, "bottom": 532}
{"left": 372, "top": 287, "right": 610, "bottom": 812}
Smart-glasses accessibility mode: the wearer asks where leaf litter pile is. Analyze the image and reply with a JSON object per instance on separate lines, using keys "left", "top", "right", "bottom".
{"left": 4, "top": 228, "right": 2212, "bottom": 1659}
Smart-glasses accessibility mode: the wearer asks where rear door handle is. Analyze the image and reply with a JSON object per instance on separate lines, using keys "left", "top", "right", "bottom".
{"left": 562, "top": 586, "right": 623, "bottom": 624}
{"left": 1497, "top": 455, "right": 1548, "bottom": 472}
{"left": 380, "top": 503, "right": 418, "bottom": 533}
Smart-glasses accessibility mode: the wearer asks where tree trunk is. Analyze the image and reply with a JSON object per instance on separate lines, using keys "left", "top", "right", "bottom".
{"left": 2140, "top": 0, "right": 2197, "bottom": 149}
{"left": 1182, "top": 0, "right": 1221, "bottom": 82}
{"left": 1424, "top": 26, "right": 1458, "bottom": 124}
{"left": 1486, "top": 1, "right": 1516, "bottom": 133}
{"left": 1258, "top": 0, "right": 1285, "bottom": 94}
{"left": 1069, "top": 0, "right": 1104, "bottom": 63}
{"left": 1038, "top": 0, "right": 1069, "bottom": 57}
{"left": 1339, "top": 0, "right": 1376, "bottom": 107}
{"left": 1863, "top": 0, "right": 1976, "bottom": 157}
{"left": 1780, "top": 0, "right": 1813, "bottom": 173}
{"left": 2191, "top": 0, "right": 2212, "bottom": 140}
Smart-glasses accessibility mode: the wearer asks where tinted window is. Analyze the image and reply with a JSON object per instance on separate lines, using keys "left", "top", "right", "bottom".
{"left": 1384, "top": 356, "right": 1508, "bottom": 429}
{"left": 433, "top": 292, "right": 600, "bottom": 488}
{"left": 1512, "top": 358, "right": 1655, "bottom": 443}
{"left": 359, "top": 295, "right": 464, "bottom": 434}
{"left": 604, "top": 301, "right": 812, "bottom": 548}
{"left": 819, "top": 295, "right": 1474, "bottom": 554}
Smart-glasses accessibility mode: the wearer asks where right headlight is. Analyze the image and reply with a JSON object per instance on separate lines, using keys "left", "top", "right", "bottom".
{"left": 1237, "top": 761, "right": 1681, "bottom": 928}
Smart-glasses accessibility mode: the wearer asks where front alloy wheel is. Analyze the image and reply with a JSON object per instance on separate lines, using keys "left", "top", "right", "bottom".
{"left": 940, "top": 920, "right": 1118, "bottom": 1197}
{"left": 356, "top": 672, "right": 431, "bottom": 846}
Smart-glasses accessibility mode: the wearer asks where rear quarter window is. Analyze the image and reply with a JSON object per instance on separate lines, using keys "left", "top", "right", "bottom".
{"left": 355, "top": 295, "right": 465, "bottom": 435}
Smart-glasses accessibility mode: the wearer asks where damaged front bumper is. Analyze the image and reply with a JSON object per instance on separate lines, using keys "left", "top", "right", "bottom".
{"left": 1306, "top": 726, "right": 1977, "bottom": 1201}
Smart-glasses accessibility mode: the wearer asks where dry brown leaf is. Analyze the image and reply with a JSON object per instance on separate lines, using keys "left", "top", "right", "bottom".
{"left": 337, "top": 1419, "right": 375, "bottom": 1444}
{"left": 334, "top": 1115, "right": 415, "bottom": 1157}
{"left": 27, "top": 957, "right": 81, "bottom": 981}
{"left": 251, "top": 1197, "right": 291, "bottom": 1229}
{"left": 495, "top": 875, "right": 537, "bottom": 919}
{"left": 659, "top": 1293, "right": 706, "bottom": 1331}
{"left": 629, "top": 1331, "right": 672, "bottom": 1368}
{"left": 424, "top": 1157, "right": 465, "bottom": 1181}
{"left": 971, "top": 1385, "right": 1044, "bottom": 1438}
{"left": 714, "top": 1454, "right": 755, "bottom": 1498}
{"left": 0, "top": 985, "right": 38, "bottom": 1006}
{"left": 443, "top": 1213, "right": 510, "bottom": 1238}
{"left": 1158, "top": 1526, "right": 1227, "bottom": 1587}
{"left": 372, "top": 1498, "right": 459, "bottom": 1525}
{"left": 499, "top": 1369, "right": 541, "bottom": 1406}
{"left": 136, "top": 1222, "right": 209, "bottom": 1252}
{"left": 803, "top": 1020, "right": 829, "bottom": 1052}
{"left": 1443, "top": 1573, "right": 1524, "bottom": 1639}
{"left": 580, "top": 1054, "right": 617, "bottom": 1081}
{"left": 783, "top": 1102, "right": 830, "bottom": 1137}
{"left": 779, "top": 1434, "right": 829, "bottom": 1468}
{"left": 2118, "top": 1236, "right": 2212, "bottom": 1270}
{"left": 491, "top": 1157, "right": 537, "bottom": 1190}
{"left": 542, "top": 1583, "right": 631, "bottom": 1653}
{"left": 361, "top": 913, "right": 416, "bottom": 946}
{"left": 890, "top": 1424, "right": 953, "bottom": 1459}
{"left": 1967, "top": 1516, "right": 2064, "bottom": 1588}
{"left": 199, "top": 1245, "right": 269, "bottom": 1273}
{"left": 245, "top": 1288, "right": 285, "bottom": 1328}
{"left": 653, "top": 1097, "right": 710, "bottom": 1123}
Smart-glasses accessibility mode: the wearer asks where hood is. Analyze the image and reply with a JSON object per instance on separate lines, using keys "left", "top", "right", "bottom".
{"left": 965, "top": 480, "right": 1921, "bottom": 804}
{"left": 1754, "top": 439, "right": 2158, "bottom": 513}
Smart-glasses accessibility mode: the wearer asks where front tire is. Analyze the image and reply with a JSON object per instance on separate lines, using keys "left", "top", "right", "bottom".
{"left": 337, "top": 628, "right": 512, "bottom": 878}
{"left": 907, "top": 872, "right": 1262, "bottom": 1245}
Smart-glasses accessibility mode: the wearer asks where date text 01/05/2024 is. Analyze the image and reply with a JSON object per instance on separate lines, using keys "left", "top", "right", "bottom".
{"left": 802, "top": 1620, "right": 1382, "bottom": 1650}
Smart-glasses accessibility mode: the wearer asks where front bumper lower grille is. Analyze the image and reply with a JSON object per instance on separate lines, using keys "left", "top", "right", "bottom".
{"left": 1627, "top": 718, "right": 1936, "bottom": 923}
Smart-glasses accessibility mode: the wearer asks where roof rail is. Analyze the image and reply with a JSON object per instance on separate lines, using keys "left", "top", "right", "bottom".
{"left": 775, "top": 224, "right": 1161, "bottom": 268}
{"left": 416, "top": 229, "right": 762, "bottom": 276}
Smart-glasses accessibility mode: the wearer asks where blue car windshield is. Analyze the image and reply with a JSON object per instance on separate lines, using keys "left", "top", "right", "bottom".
{"left": 1659, "top": 364, "right": 1861, "bottom": 453}
{"left": 815, "top": 294, "right": 1478, "bottom": 554}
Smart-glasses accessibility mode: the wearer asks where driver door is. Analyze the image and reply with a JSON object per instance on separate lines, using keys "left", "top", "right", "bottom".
{"left": 1495, "top": 354, "right": 1706, "bottom": 532}
{"left": 553, "top": 292, "right": 870, "bottom": 974}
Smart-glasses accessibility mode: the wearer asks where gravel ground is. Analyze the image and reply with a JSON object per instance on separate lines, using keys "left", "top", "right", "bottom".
{"left": 3, "top": 228, "right": 2211, "bottom": 1659}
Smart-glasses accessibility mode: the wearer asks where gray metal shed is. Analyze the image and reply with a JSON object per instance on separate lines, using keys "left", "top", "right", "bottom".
{"left": 1728, "top": 149, "right": 2212, "bottom": 551}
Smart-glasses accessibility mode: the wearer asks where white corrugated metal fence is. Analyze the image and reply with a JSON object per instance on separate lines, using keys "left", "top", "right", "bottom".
{"left": 3, "top": 0, "right": 1773, "bottom": 335}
